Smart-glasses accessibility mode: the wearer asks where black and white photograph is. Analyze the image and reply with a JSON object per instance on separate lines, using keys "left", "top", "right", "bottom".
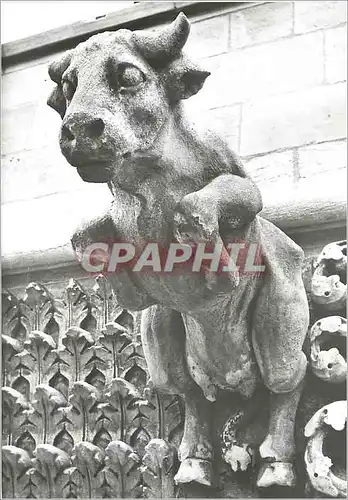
{"left": 1, "top": 1, "right": 347, "bottom": 498}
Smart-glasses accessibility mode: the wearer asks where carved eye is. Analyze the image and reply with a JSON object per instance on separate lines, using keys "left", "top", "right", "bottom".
{"left": 62, "top": 79, "right": 76, "bottom": 101}
{"left": 118, "top": 65, "right": 145, "bottom": 88}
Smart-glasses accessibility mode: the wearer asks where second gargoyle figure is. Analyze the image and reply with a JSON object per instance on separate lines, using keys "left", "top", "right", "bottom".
{"left": 47, "top": 13, "right": 310, "bottom": 488}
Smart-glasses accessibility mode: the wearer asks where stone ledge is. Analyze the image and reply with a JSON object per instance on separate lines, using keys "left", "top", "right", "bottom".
{"left": 2, "top": 191, "right": 346, "bottom": 277}
{"left": 1, "top": 1, "right": 247, "bottom": 65}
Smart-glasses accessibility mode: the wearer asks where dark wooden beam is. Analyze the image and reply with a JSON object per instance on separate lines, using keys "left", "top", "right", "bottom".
{"left": 1, "top": 2, "right": 242, "bottom": 66}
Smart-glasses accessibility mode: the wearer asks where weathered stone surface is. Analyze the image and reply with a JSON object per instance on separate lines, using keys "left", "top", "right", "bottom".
{"left": 311, "top": 240, "right": 347, "bottom": 312}
{"left": 45, "top": 13, "right": 311, "bottom": 492}
{"left": 294, "top": 1, "right": 347, "bottom": 34}
{"left": 2, "top": 62, "right": 53, "bottom": 110}
{"left": 1, "top": 275, "right": 184, "bottom": 498}
{"left": 2, "top": 7, "right": 347, "bottom": 500}
{"left": 325, "top": 24, "right": 348, "bottom": 83}
{"left": 2, "top": 446, "right": 32, "bottom": 498}
{"left": 229, "top": 1, "right": 293, "bottom": 49}
{"left": 205, "top": 105, "right": 241, "bottom": 152}
{"left": 2, "top": 3, "right": 346, "bottom": 264}
{"left": 185, "top": 14, "right": 229, "bottom": 59}
{"left": 1, "top": 185, "right": 111, "bottom": 256}
{"left": 304, "top": 401, "right": 347, "bottom": 498}
{"left": 244, "top": 150, "right": 295, "bottom": 190}
{"left": 299, "top": 140, "right": 347, "bottom": 178}
{"left": 193, "top": 30, "right": 324, "bottom": 109}
{"left": 298, "top": 140, "right": 347, "bottom": 190}
{"left": 2, "top": 244, "right": 347, "bottom": 498}
{"left": 1, "top": 103, "right": 37, "bottom": 156}
{"left": 241, "top": 82, "right": 346, "bottom": 155}
{"left": 309, "top": 316, "right": 346, "bottom": 383}
{"left": 1, "top": 146, "right": 83, "bottom": 204}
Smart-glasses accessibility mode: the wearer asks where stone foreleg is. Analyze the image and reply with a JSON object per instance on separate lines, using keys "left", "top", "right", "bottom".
{"left": 140, "top": 305, "right": 214, "bottom": 486}
{"left": 251, "top": 253, "right": 309, "bottom": 487}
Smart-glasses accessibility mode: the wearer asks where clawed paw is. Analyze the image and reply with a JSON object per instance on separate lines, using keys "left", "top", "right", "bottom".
{"left": 223, "top": 442, "right": 254, "bottom": 472}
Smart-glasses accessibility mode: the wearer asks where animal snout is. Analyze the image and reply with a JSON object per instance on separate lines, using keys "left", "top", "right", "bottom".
{"left": 61, "top": 113, "right": 105, "bottom": 141}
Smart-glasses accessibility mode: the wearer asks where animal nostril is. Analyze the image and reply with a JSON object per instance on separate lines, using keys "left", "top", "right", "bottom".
{"left": 62, "top": 124, "right": 75, "bottom": 141}
{"left": 86, "top": 118, "right": 105, "bottom": 138}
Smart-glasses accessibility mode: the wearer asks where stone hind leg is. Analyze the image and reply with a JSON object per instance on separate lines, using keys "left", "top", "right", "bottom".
{"left": 251, "top": 261, "right": 309, "bottom": 487}
{"left": 140, "top": 305, "right": 214, "bottom": 486}
{"left": 257, "top": 382, "right": 305, "bottom": 487}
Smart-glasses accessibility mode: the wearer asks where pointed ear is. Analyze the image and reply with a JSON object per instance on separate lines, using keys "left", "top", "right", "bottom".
{"left": 47, "top": 86, "right": 66, "bottom": 118}
{"left": 48, "top": 50, "right": 73, "bottom": 83}
{"left": 166, "top": 56, "right": 210, "bottom": 101}
{"left": 47, "top": 50, "right": 73, "bottom": 118}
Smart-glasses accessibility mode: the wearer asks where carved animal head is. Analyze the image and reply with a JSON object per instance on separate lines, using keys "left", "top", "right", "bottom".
{"left": 47, "top": 13, "right": 210, "bottom": 182}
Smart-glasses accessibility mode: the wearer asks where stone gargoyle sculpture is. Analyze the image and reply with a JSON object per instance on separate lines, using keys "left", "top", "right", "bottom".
{"left": 47, "top": 13, "right": 310, "bottom": 489}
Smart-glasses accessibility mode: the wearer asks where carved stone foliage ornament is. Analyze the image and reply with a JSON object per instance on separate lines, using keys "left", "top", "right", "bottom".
{"left": 2, "top": 242, "right": 347, "bottom": 497}
{"left": 2, "top": 277, "right": 183, "bottom": 498}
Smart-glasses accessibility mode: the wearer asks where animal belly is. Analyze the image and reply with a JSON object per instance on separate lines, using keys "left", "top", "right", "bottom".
{"left": 182, "top": 300, "right": 259, "bottom": 400}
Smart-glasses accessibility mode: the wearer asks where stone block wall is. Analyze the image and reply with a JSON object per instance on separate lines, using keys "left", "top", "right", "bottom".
{"left": 2, "top": 1, "right": 347, "bottom": 260}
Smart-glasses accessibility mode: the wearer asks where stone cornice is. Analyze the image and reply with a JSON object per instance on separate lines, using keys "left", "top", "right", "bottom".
{"left": 2, "top": 192, "right": 346, "bottom": 277}
{"left": 1, "top": 1, "right": 248, "bottom": 67}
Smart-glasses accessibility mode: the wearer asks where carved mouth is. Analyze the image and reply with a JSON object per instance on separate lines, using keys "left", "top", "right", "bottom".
{"left": 76, "top": 161, "right": 113, "bottom": 183}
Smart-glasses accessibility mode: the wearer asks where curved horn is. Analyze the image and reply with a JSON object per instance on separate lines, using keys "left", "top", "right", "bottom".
{"left": 133, "top": 12, "right": 190, "bottom": 63}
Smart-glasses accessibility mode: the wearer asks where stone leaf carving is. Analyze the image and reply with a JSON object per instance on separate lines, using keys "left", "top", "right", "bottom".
{"left": 140, "top": 438, "right": 177, "bottom": 498}
{"left": 71, "top": 441, "right": 105, "bottom": 498}
{"left": 32, "top": 385, "right": 68, "bottom": 445}
{"left": 64, "top": 381, "right": 101, "bottom": 443}
{"left": 97, "top": 322, "right": 132, "bottom": 379}
{"left": 309, "top": 316, "right": 347, "bottom": 383}
{"left": 104, "top": 440, "right": 141, "bottom": 497}
{"left": 65, "top": 279, "right": 98, "bottom": 333}
{"left": 92, "top": 275, "right": 123, "bottom": 329}
{"left": 22, "top": 282, "right": 64, "bottom": 342}
{"left": 49, "top": 364, "right": 70, "bottom": 399}
{"left": 304, "top": 401, "right": 347, "bottom": 498}
{"left": 2, "top": 387, "right": 32, "bottom": 446}
{"left": 2, "top": 335, "right": 22, "bottom": 388}
{"left": 19, "top": 330, "right": 57, "bottom": 388}
{"left": 311, "top": 241, "right": 347, "bottom": 311}
{"left": 122, "top": 332, "right": 149, "bottom": 391}
{"left": 142, "top": 385, "right": 184, "bottom": 449}
{"left": 60, "top": 326, "right": 95, "bottom": 382}
{"left": 103, "top": 378, "right": 141, "bottom": 443}
{"left": 2, "top": 445, "right": 32, "bottom": 498}
{"left": 29, "top": 444, "right": 72, "bottom": 498}
{"left": 53, "top": 425, "right": 75, "bottom": 455}
{"left": 2, "top": 289, "right": 28, "bottom": 344}
{"left": 84, "top": 344, "right": 109, "bottom": 391}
